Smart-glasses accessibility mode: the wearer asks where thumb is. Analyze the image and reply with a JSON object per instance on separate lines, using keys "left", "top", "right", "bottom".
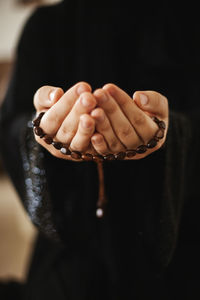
{"left": 34, "top": 86, "right": 64, "bottom": 111}
{"left": 133, "top": 91, "right": 168, "bottom": 119}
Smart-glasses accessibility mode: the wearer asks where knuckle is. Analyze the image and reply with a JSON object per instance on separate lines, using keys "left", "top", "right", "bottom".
{"left": 106, "top": 104, "right": 117, "bottom": 115}
{"left": 58, "top": 126, "right": 75, "bottom": 142}
{"left": 134, "top": 113, "right": 145, "bottom": 126}
{"left": 81, "top": 126, "right": 93, "bottom": 136}
{"left": 40, "top": 114, "right": 56, "bottom": 134}
{"left": 43, "top": 112, "right": 58, "bottom": 126}
{"left": 100, "top": 122, "right": 110, "bottom": 132}
{"left": 59, "top": 126, "right": 68, "bottom": 136}
{"left": 120, "top": 97, "right": 127, "bottom": 106}
{"left": 118, "top": 125, "right": 132, "bottom": 139}
{"left": 95, "top": 116, "right": 109, "bottom": 131}
{"left": 109, "top": 138, "right": 119, "bottom": 150}
{"left": 80, "top": 128, "right": 90, "bottom": 136}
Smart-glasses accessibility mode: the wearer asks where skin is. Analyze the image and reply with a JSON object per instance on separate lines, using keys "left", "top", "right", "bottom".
{"left": 33, "top": 82, "right": 169, "bottom": 160}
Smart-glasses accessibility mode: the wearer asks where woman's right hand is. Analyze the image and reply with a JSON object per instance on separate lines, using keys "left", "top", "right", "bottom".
{"left": 33, "top": 82, "right": 97, "bottom": 160}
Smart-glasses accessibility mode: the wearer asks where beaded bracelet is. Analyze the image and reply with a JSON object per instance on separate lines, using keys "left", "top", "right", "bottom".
{"left": 32, "top": 112, "right": 166, "bottom": 218}
{"left": 32, "top": 112, "right": 166, "bottom": 162}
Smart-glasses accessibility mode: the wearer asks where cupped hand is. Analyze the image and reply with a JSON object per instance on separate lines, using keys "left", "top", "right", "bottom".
{"left": 33, "top": 82, "right": 97, "bottom": 160}
{"left": 33, "top": 81, "right": 168, "bottom": 161}
{"left": 90, "top": 84, "right": 168, "bottom": 159}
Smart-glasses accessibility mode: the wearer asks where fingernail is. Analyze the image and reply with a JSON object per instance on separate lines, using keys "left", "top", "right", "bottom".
{"left": 91, "top": 110, "right": 105, "bottom": 122}
{"left": 81, "top": 118, "right": 91, "bottom": 128}
{"left": 49, "top": 89, "right": 57, "bottom": 101}
{"left": 92, "top": 136, "right": 102, "bottom": 144}
{"left": 97, "top": 114, "right": 105, "bottom": 122}
{"left": 77, "top": 84, "right": 87, "bottom": 96}
{"left": 98, "top": 91, "right": 108, "bottom": 103}
{"left": 81, "top": 95, "right": 92, "bottom": 107}
{"left": 139, "top": 94, "right": 148, "bottom": 106}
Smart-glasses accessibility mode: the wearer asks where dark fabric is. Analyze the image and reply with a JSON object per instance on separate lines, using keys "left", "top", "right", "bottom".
{"left": 0, "top": 282, "right": 23, "bottom": 300}
{"left": 0, "top": 1, "right": 200, "bottom": 299}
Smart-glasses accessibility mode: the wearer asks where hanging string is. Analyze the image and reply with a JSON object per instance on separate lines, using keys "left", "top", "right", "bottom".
{"left": 96, "top": 160, "right": 107, "bottom": 218}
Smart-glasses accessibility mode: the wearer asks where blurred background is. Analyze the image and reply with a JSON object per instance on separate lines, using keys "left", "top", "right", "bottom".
{"left": 0, "top": 0, "right": 62, "bottom": 282}
{"left": 0, "top": 0, "right": 62, "bottom": 105}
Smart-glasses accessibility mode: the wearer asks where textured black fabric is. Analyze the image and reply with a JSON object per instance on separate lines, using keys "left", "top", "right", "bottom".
{"left": 0, "top": 1, "right": 200, "bottom": 299}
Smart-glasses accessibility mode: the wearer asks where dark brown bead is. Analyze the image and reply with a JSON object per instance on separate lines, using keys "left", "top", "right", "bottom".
{"left": 34, "top": 126, "right": 44, "bottom": 137}
{"left": 115, "top": 152, "right": 126, "bottom": 160}
{"left": 104, "top": 154, "right": 115, "bottom": 161}
{"left": 38, "top": 112, "right": 45, "bottom": 119}
{"left": 152, "top": 116, "right": 160, "bottom": 124}
{"left": 126, "top": 150, "right": 137, "bottom": 158}
{"left": 136, "top": 145, "right": 147, "bottom": 154}
{"left": 155, "top": 129, "right": 164, "bottom": 140}
{"left": 93, "top": 154, "right": 104, "bottom": 162}
{"left": 66, "top": 149, "right": 71, "bottom": 155}
{"left": 52, "top": 141, "right": 63, "bottom": 150}
{"left": 71, "top": 151, "right": 82, "bottom": 159}
{"left": 82, "top": 153, "right": 93, "bottom": 161}
{"left": 147, "top": 138, "right": 158, "bottom": 148}
{"left": 43, "top": 135, "right": 53, "bottom": 145}
{"left": 32, "top": 112, "right": 45, "bottom": 127}
{"left": 32, "top": 118, "right": 40, "bottom": 127}
{"left": 158, "top": 121, "right": 166, "bottom": 130}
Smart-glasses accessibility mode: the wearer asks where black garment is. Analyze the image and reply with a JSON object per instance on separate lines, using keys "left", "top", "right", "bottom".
{"left": 0, "top": 282, "right": 23, "bottom": 300}
{"left": 0, "top": 1, "right": 200, "bottom": 299}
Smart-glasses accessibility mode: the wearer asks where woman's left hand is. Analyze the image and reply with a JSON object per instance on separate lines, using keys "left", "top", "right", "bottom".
{"left": 90, "top": 84, "right": 168, "bottom": 159}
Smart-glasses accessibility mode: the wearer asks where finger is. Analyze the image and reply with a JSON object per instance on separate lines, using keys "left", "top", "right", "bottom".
{"left": 70, "top": 114, "right": 95, "bottom": 152}
{"left": 103, "top": 83, "right": 132, "bottom": 107}
{"left": 40, "top": 82, "right": 91, "bottom": 135}
{"left": 56, "top": 92, "right": 97, "bottom": 144}
{"left": 93, "top": 88, "right": 141, "bottom": 149}
{"left": 133, "top": 91, "right": 168, "bottom": 119}
{"left": 34, "top": 86, "right": 64, "bottom": 111}
{"left": 91, "top": 107, "right": 125, "bottom": 152}
{"left": 102, "top": 84, "right": 159, "bottom": 144}
{"left": 91, "top": 133, "right": 109, "bottom": 156}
